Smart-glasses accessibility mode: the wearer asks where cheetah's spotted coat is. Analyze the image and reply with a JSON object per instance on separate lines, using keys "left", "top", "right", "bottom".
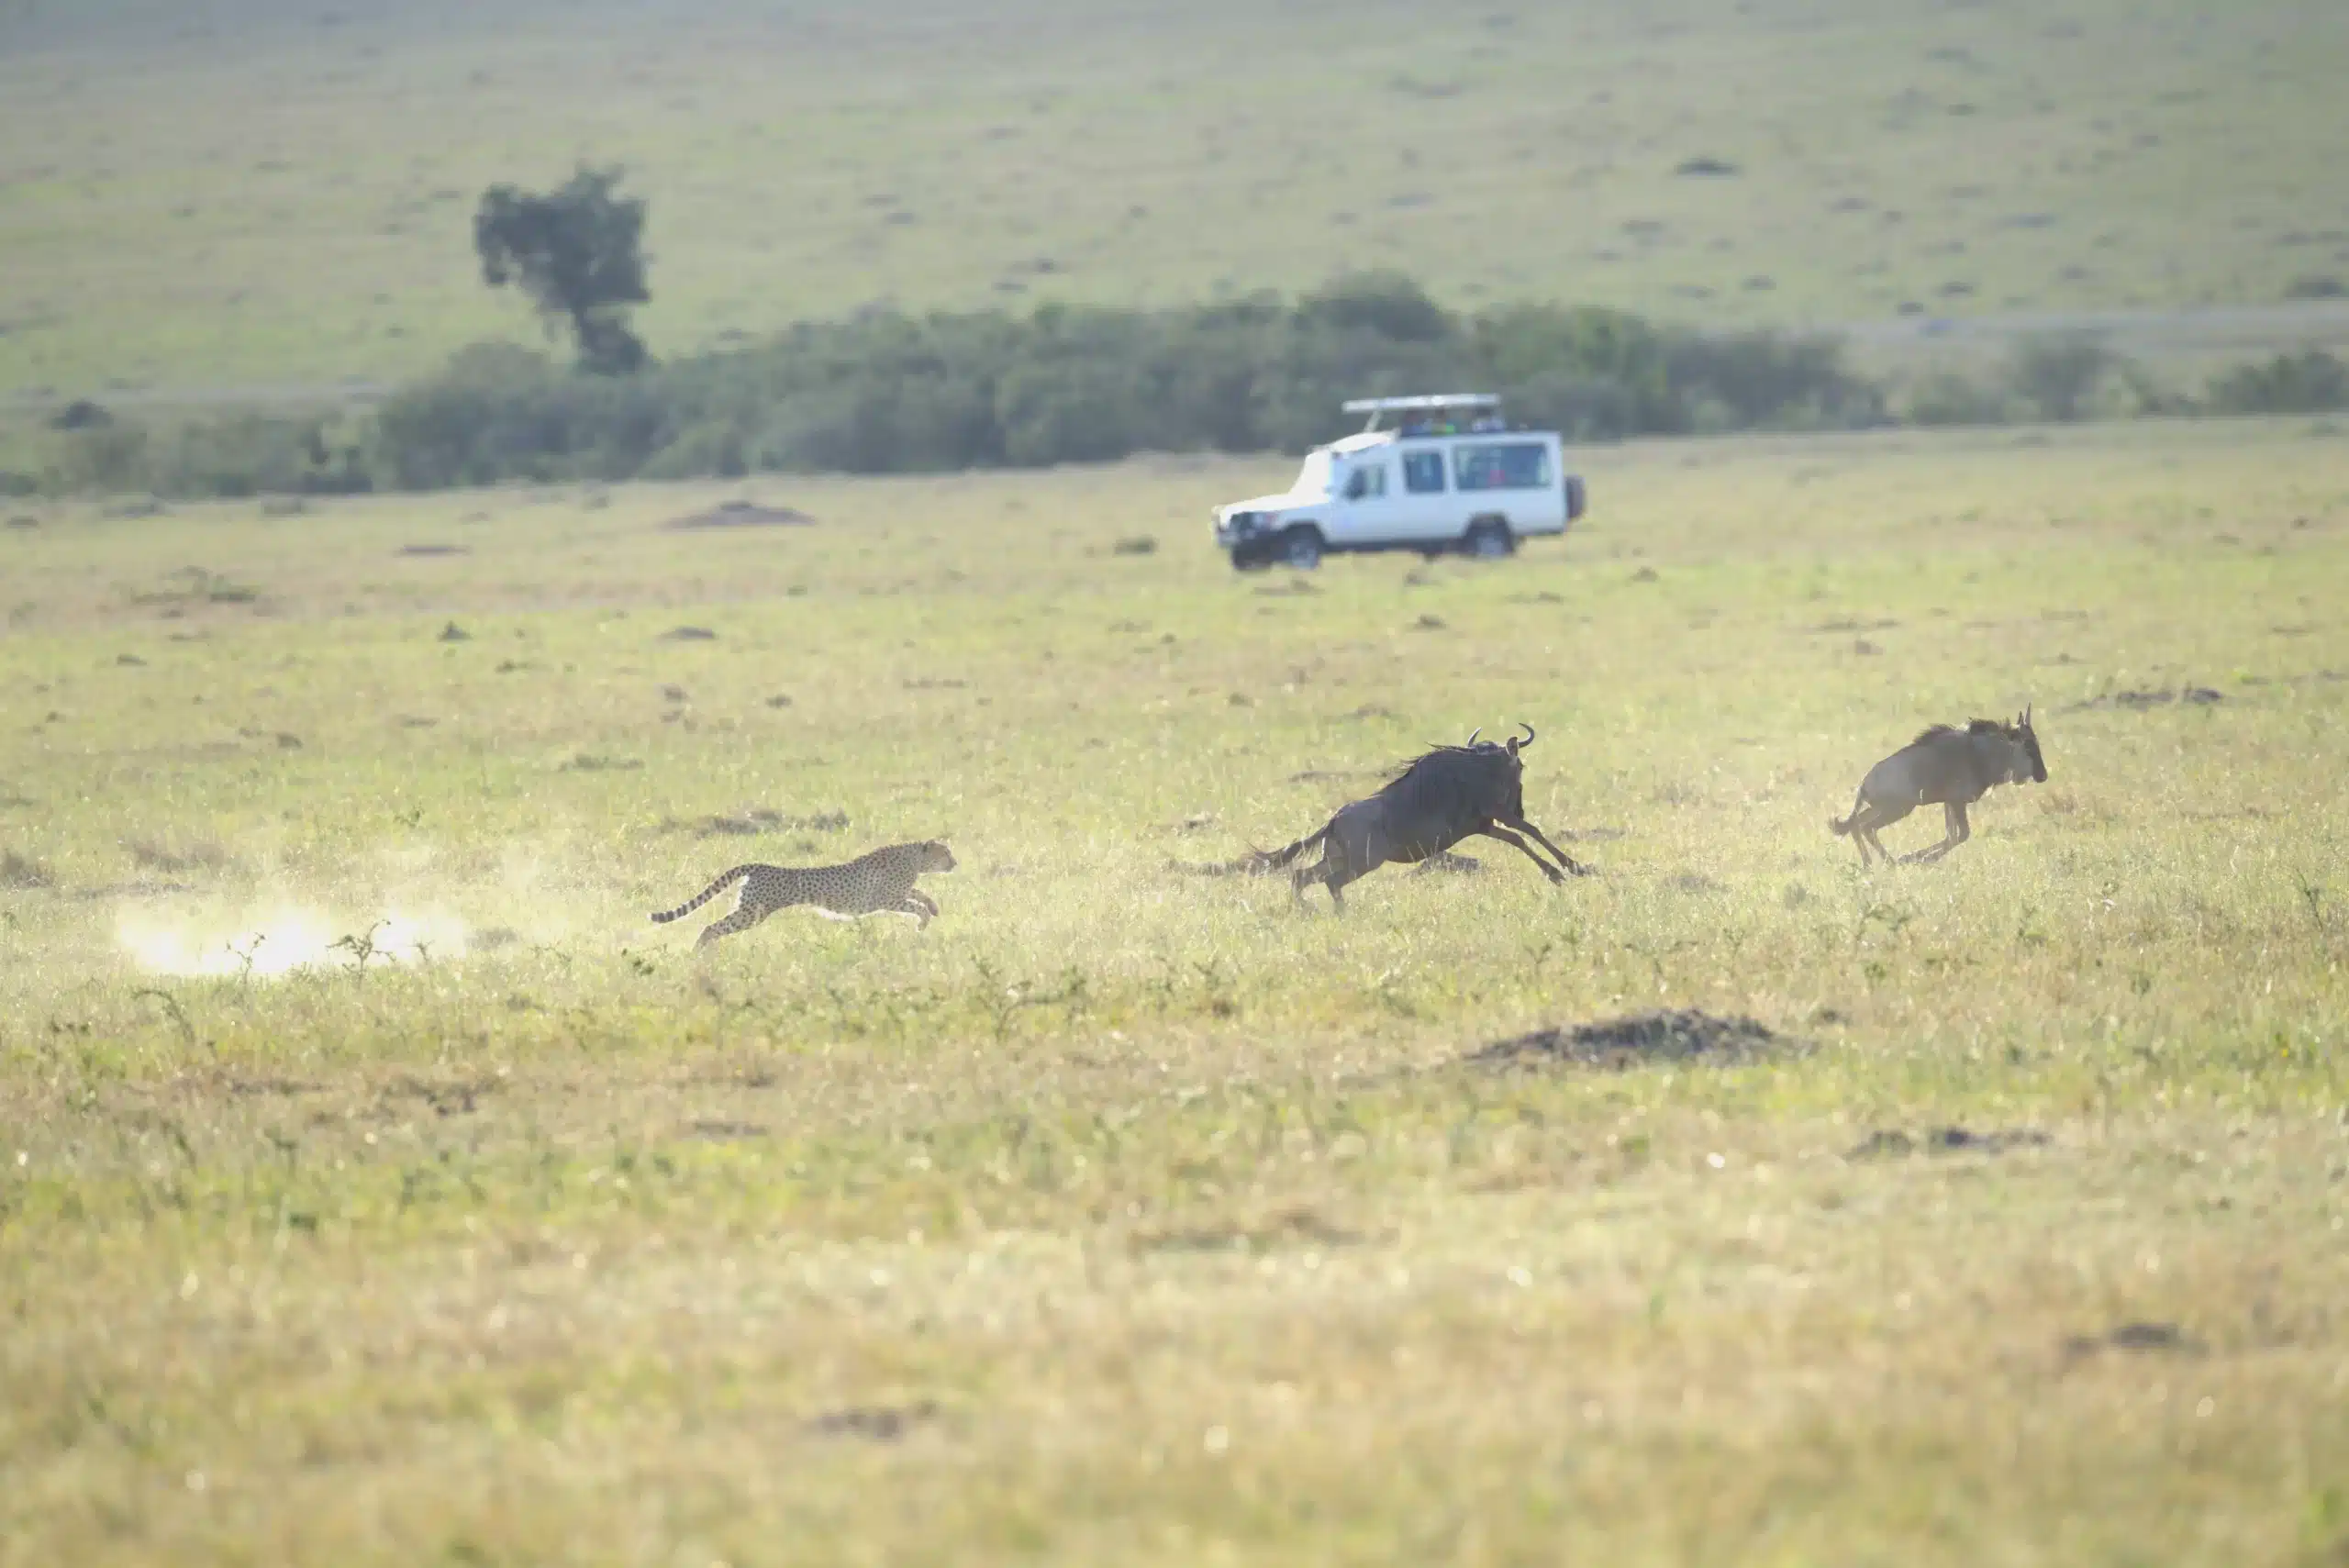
{"left": 651, "top": 840, "right": 957, "bottom": 948}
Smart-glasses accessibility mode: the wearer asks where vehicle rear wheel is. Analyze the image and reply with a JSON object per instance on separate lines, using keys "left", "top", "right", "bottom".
{"left": 1278, "top": 527, "right": 1324, "bottom": 570}
{"left": 1464, "top": 518, "right": 1516, "bottom": 560}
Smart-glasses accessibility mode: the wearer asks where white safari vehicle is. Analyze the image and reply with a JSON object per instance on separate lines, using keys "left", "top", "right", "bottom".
{"left": 1212, "top": 393, "right": 1586, "bottom": 571}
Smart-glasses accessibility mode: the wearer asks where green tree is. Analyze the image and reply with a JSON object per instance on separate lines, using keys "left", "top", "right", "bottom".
{"left": 473, "top": 166, "right": 651, "bottom": 374}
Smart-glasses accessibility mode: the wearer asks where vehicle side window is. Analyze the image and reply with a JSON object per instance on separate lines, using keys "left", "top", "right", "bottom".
{"left": 1454, "top": 441, "right": 1552, "bottom": 491}
{"left": 1402, "top": 451, "right": 1447, "bottom": 495}
{"left": 1343, "top": 463, "right": 1389, "bottom": 501}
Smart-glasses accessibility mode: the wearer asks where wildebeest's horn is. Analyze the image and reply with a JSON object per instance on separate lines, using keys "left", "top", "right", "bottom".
{"left": 2022, "top": 703, "right": 2032, "bottom": 727}
{"left": 1516, "top": 721, "right": 1535, "bottom": 748}
{"left": 1465, "top": 728, "right": 1483, "bottom": 746}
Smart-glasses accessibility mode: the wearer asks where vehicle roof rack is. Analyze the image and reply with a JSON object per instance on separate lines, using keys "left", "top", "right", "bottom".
{"left": 1340, "top": 392, "right": 1504, "bottom": 432}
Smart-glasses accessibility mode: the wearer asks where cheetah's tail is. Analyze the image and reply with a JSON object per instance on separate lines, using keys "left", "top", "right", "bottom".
{"left": 650, "top": 866, "right": 753, "bottom": 924}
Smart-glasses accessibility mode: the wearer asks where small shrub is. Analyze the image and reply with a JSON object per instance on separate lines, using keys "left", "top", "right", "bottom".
{"left": 2282, "top": 274, "right": 2346, "bottom": 301}
{"left": 1902, "top": 371, "right": 2016, "bottom": 428}
{"left": 2004, "top": 331, "right": 2121, "bottom": 422}
{"left": 2205, "top": 350, "right": 2349, "bottom": 416}
{"left": 50, "top": 423, "right": 150, "bottom": 494}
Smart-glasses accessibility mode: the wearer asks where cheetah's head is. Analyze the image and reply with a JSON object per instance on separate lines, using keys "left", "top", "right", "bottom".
{"left": 920, "top": 840, "right": 957, "bottom": 873}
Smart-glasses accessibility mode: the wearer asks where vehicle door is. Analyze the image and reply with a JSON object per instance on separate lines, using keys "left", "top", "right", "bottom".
{"left": 1395, "top": 445, "right": 1452, "bottom": 543}
{"left": 1333, "top": 455, "right": 1402, "bottom": 543}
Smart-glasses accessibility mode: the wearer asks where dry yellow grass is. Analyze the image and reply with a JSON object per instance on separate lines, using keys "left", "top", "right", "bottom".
{"left": 2, "top": 417, "right": 2347, "bottom": 1563}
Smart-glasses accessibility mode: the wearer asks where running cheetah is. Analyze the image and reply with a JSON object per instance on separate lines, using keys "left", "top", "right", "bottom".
{"left": 650, "top": 840, "right": 956, "bottom": 948}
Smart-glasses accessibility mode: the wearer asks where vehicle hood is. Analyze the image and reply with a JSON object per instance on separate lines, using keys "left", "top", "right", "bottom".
{"left": 1219, "top": 491, "right": 1321, "bottom": 516}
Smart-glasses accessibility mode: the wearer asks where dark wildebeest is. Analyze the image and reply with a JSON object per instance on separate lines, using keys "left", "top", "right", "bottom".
{"left": 1252, "top": 724, "right": 1592, "bottom": 908}
{"left": 1831, "top": 707, "right": 2047, "bottom": 866}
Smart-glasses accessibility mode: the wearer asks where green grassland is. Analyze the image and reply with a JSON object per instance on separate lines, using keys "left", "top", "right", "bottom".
{"left": 4, "top": 0, "right": 2348, "bottom": 402}
{"left": 4, "top": 418, "right": 2347, "bottom": 1562}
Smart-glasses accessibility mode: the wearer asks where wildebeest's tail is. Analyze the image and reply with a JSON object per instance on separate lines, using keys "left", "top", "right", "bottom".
{"left": 1246, "top": 825, "right": 1330, "bottom": 873}
{"left": 1827, "top": 793, "right": 1865, "bottom": 837}
{"left": 651, "top": 866, "right": 752, "bottom": 923}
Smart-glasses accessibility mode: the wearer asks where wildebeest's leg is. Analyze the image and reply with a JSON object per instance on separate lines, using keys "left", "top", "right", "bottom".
{"left": 1502, "top": 815, "right": 1591, "bottom": 877}
{"left": 1854, "top": 801, "right": 1913, "bottom": 867}
{"left": 1841, "top": 805, "right": 1882, "bottom": 866}
{"left": 1477, "top": 824, "right": 1568, "bottom": 885}
{"left": 1903, "top": 801, "right": 1971, "bottom": 864}
{"left": 1290, "top": 851, "right": 1329, "bottom": 904}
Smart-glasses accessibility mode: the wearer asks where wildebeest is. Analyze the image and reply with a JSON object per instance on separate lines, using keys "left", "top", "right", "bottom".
{"left": 1831, "top": 707, "right": 2047, "bottom": 866}
{"left": 1252, "top": 723, "right": 1592, "bottom": 908}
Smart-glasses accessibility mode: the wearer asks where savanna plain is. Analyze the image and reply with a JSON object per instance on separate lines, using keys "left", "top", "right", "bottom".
{"left": 3, "top": 418, "right": 2346, "bottom": 1563}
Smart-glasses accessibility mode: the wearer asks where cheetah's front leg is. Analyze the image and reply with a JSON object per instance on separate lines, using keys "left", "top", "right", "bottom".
{"left": 892, "top": 895, "right": 936, "bottom": 930}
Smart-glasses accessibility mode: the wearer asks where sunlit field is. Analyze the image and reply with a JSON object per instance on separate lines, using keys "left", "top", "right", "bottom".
{"left": 3, "top": 417, "right": 2347, "bottom": 1563}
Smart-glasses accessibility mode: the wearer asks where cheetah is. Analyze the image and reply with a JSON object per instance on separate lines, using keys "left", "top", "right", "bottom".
{"left": 650, "top": 840, "right": 957, "bottom": 948}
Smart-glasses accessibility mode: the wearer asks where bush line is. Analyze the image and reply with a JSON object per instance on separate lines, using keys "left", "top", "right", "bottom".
{"left": 17, "top": 273, "right": 2349, "bottom": 499}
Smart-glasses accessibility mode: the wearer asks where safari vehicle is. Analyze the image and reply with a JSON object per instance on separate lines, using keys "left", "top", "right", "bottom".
{"left": 1212, "top": 394, "right": 1587, "bottom": 571}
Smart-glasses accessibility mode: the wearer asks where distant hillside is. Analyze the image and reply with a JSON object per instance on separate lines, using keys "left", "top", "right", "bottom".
{"left": 2, "top": 0, "right": 2344, "bottom": 396}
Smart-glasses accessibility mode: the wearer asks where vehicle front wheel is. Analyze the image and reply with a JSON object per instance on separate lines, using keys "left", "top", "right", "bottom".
{"left": 1464, "top": 518, "right": 1516, "bottom": 560}
{"left": 1230, "top": 545, "right": 1274, "bottom": 573}
{"left": 1278, "top": 527, "right": 1325, "bottom": 570}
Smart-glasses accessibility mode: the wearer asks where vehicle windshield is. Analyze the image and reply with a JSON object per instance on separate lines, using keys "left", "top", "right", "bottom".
{"left": 1291, "top": 450, "right": 1335, "bottom": 497}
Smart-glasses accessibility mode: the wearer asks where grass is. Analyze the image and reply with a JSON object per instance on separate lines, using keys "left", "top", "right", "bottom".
{"left": 3, "top": 417, "right": 2347, "bottom": 1562}
{"left": 3, "top": 0, "right": 2348, "bottom": 400}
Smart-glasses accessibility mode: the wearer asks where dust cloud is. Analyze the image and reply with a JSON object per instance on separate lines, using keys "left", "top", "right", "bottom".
{"left": 116, "top": 906, "right": 472, "bottom": 979}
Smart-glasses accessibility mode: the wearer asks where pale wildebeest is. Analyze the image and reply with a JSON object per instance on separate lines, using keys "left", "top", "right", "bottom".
{"left": 1252, "top": 723, "right": 1592, "bottom": 908}
{"left": 1831, "top": 707, "right": 2047, "bottom": 866}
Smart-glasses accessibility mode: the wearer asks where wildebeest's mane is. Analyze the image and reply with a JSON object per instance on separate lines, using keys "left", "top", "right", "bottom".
{"left": 1375, "top": 742, "right": 1511, "bottom": 809}
{"left": 1385, "top": 741, "right": 1500, "bottom": 778}
{"left": 1910, "top": 718, "right": 2009, "bottom": 747}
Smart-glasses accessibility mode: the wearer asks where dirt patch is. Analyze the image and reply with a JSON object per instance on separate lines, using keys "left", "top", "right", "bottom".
{"left": 2059, "top": 1321, "right": 2206, "bottom": 1364}
{"left": 1471, "top": 1009, "right": 1792, "bottom": 1072}
{"left": 1, "top": 849, "right": 54, "bottom": 889}
{"left": 659, "top": 626, "right": 718, "bottom": 642}
{"left": 1847, "top": 1125, "right": 2053, "bottom": 1159}
{"left": 1132, "top": 1202, "right": 1364, "bottom": 1254}
{"left": 803, "top": 1401, "right": 938, "bottom": 1443}
{"left": 666, "top": 807, "right": 851, "bottom": 839}
{"left": 662, "top": 500, "right": 814, "bottom": 532}
{"left": 395, "top": 543, "right": 468, "bottom": 558}
{"left": 2065, "top": 685, "right": 2224, "bottom": 713}
{"left": 384, "top": 1074, "right": 501, "bottom": 1118}
{"left": 685, "top": 1119, "right": 768, "bottom": 1142}
{"left": 123, "top": 837, "right": 230, "bottom": 874}
{"left": 1411, "top": 851, "right": 1485, "bottom": 875}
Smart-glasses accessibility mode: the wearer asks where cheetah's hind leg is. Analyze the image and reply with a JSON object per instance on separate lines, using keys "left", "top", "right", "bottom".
{"left": 695, "top": 902, "right": 767, "bottom": 950}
